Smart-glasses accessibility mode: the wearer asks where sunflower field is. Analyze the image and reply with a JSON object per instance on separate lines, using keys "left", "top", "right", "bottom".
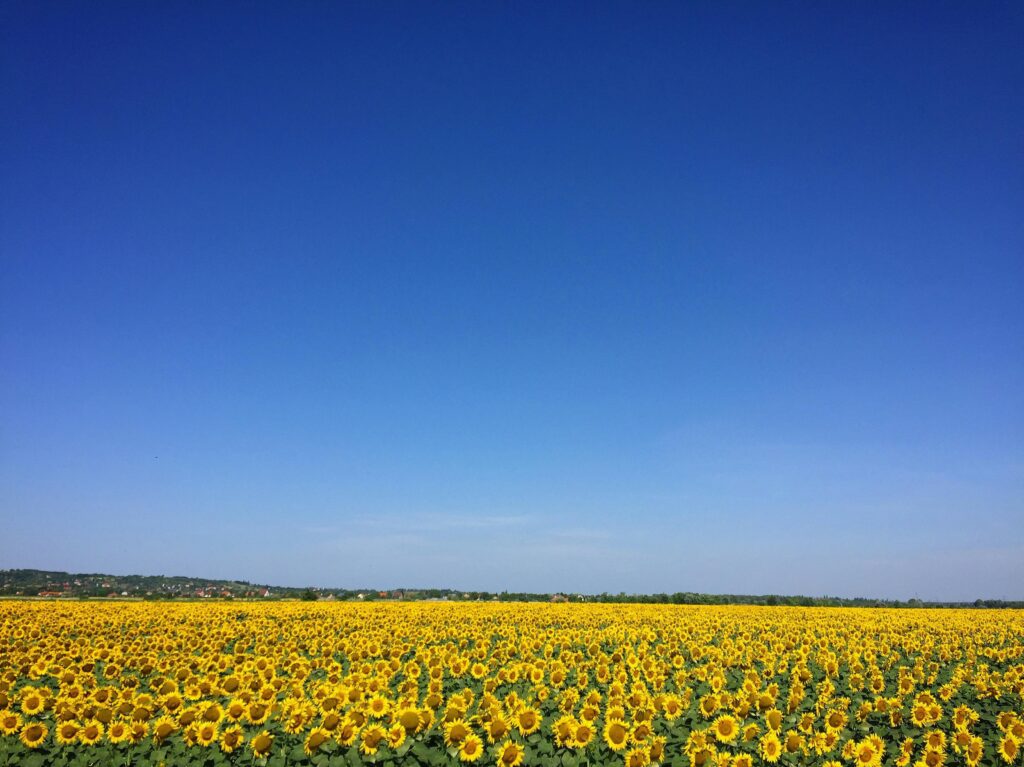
{"left": 1, "top": 602, "right": 1022, "bottom": 767}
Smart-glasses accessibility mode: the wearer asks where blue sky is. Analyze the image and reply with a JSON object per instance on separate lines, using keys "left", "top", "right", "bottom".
{"left": 1, "top": 2, "right": 1022, "bottom": 600}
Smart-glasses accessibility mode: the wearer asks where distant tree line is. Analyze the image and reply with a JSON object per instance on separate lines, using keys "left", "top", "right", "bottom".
{"left": 1, "top": 569, "right": 1021, "bottom": 608}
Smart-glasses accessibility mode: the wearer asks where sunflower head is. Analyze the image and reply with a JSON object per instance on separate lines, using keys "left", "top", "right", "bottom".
{"left": 712, "top": 714, "right": 739, "bottom": 743}
{"left": 56, "top": 720, "right": 80, "bottom": 745}
{"left": 516, "top": 707, "right": 541, "bottom": 736}
{"left": 573, "top": 721, "right": 595, "bottom": 749}
{"left": 108, "top": 720, "right": 131, "bottom": 743}
{"left": 359, "top": 724, "right": 387, "bottom": 756}
{"left": 0, "top": 710, "right": 23, "bottom": 736}
{"left": 444, "top": 718, "right": 471, "bottom": 746}
{"left": 196, "top": 721, "right": 218, "bottom": 747}
{"left": 760, "top": 731, "right": 782, "bottom": 764}
{"left": 966, "top": 737, "right": 984, "bottom": 767}
{"left": 495, "top": 739, "right": 525, "bottom": 767}
{"left": 251, "top": 730, "right": 274, "bottom": 757}
{"left": 220, "top": 724, "right": 244, "bottom": 753}
{"left": 459, "top": 733, "right": 485, "bottom": 762}
{"left": 998, "top": 736, "right": 1019, "bottom": 765}
{"left": 625, "top": 745, "right": 651, "bottom": 767}
{"left": 79, "top": 720, "right": 104, "bottom": 745}
{"left": 387, "top": 723, "right": 406, "bottom": 750}
{"left": 304, "top": 727, "right": 331, "bottom": 756}
{"left": 604, "top": 719, "right": 630, "bottom": 751}
{"left": 20, "top": 722, "right": 48, "bottom": 749}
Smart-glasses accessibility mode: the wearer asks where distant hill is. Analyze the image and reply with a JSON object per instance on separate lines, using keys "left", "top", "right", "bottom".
{"left": 1, "top": 569, "right": 1020, "bottom": 607}
{"left": 0, "top": 569, "right": 459, "bottom": 601}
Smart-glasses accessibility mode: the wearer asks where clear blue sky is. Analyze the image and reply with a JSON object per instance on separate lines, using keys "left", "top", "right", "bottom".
{"left": 2, "top": 2, "right": 1022, "bottom": 600}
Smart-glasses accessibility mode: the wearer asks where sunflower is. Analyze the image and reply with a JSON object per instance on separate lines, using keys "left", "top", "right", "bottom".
{"left": 997, "top": 712, "right": 1018, "bottom": 732}
{"left": 200, "top": 701, "right": 223, "bottom": 723}
{"left": 195, "top": 721, "right": 218, "bottom": 747}
{"left": 1010, "top": 720, "right": 1024, "bottom": 744}
{"left": 712, "top": 714, "right": 740, "bottom": 743}
{"left": 366, "top": 694, "right": 391, "bottom": 719}
{"left": 458, "top": 733, "right": 484, "bottom": 762}
{"left": 733, "top": 755, "right": 753, "bottom": 767}
{"left": 825, "top": 709, "right": 847, "bottom": 732}
{"left": 337, "top": 718, "right": 361, "bottom": 746}
{"left": 79, "top": 720, "right": 104, "bottom": 745}
{"left": 20, "top": 690, "right": 46, "bottom": 716}
{"left": 798, "top": 712, "right": 816, "bottom": 734}
{"left": 444, "top": 718, "right": 472, "bottom": 746}
{"left": 662, "top": 694, "right": 684, "bottom": 720}
{"left": 854, "top": 738, "right": 882, "bottom": 767}
{"left": 625, "top": 745, "right": 651, "bottom": 767}
{"left": 153, "top": 714, "right": 177, "bottom": 742}
{"left": 108, "top": 720, "right": 131, "bottom": 743}
{"left": 699, "top": 694, "right": 720, "bottom": 719}
{"left": 396, "top": 706, "right": 422, "bottom": 733}
{"left": 784, "top": 729, "right": 805, "bottom": 754}
{"left": 486, "top": 712, "right": 510, "bottom": 743}
{"left": 360, "top": 724, "right": 387, "bottom": 755}
{"left": 56, "top": 720, "right": 80, "bottom": 745}
{"left": 242, "top": 701, "right": 268, "bottom": 725}
{"left": 388, "top": 723, "right": 406, "bottom": 749}
{"left": 685, "top": 729, "right": 711, "bottom": 757}
{"left": 225, "top": 698, "right": 246, "bottom": 721}
{"left": 952, "top": 729, "right": 973, "bottom": 754}
{"left": 283, "top": 707, "right": 308, "bottom": 734}
{"left": 604, "top": 719, "right": 630, "bottom": 751}
{"left": 318, "top": 711, "right": 341, "bottom": 732}
{"left": 648, "top": 735, "right": 666, "bottom": 762}
{"left": 966, "top": 737, "right": 983, "bottom": 767}
{"left": 765, "top": 708, "right": 783, "bottom": 731}
{"left": 20, "top": 722, "right": 48, "bottom": 749}
{"left": 691, "top": 746, "right": 717, "bottom": 767}
{"left": 998, "top": 736, "right": 1019, "bottom": 765}
{"left": 572, "top": 720, "right": 595, "bottom": 748}
{"left": 843, "top": 740, "right": 858, "bottom": 761}
{"left": 129, "top": 721, "right": 148, "bottom": 743}
{"left": 178, "top": 706, "right": 198, "bottom": 727}
{"left": 0, "top": 710, "right": 23, "bottom": 736}
{"left": 250, "top": 730, "right": 274, "bottom": 758}
{"left": 553, "top": 714, "right": 576, "bottom": 747}
{"left": 304, "top": 726, "right": 331, "bottom": 756}
{"left": 181, "top": 722, "right": 199, "bottom": 746}
{"left": 889, "top": 707, "right": 905, "bottom": 728}
{"left": 911, "top": 704, "right": 929, "bottom": 727}
{"left": 760, "top": 731, "right": 783, "bottom": 763}
{"left": 925, "top": 731, "right": 946, "bottom": 752}
{"left": 952, "top": 706, "right": 974, "bottom": 729}
{"left": 495, "top": 739, "right": 525, "bottom": 767}
{"left": 347, "top": 709, "right": 367, "bottom": 727}
{"left": 631, "top": 721, "right": 653, "bottom": 742}
{"left": 515, "top": 707, "right": 541, "bottom": 736}
{"left": 160, "top": 692, "right": 184, "bottom": 713}
{"left": 220, "top": 724, "right": 244, "bottom": 753}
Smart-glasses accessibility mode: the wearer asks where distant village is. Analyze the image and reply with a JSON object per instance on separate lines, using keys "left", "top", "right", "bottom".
{"left": 0, "top": 569, "right": 583, "bottom": 602}
{"left": 3, "top": 569, "right": 1019, "bottom": 608}
{"left": 1, "top": 570, "right": 278, "bottom": 599}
